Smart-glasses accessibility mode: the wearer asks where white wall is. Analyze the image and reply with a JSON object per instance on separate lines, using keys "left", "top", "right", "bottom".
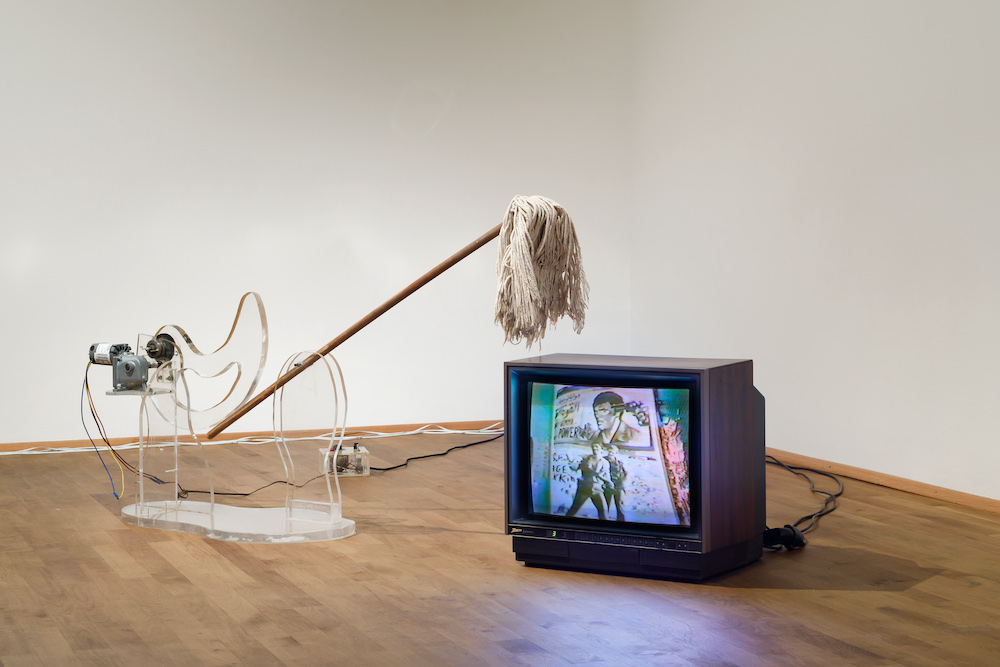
{"left": 3, "top": 1, "right": 997, "bottom": 502}
{"left": 629, "top": 1, "right": 1000, "bottom": 500}
{"left": 0, "top": 1, "right": 632, "bottom": 442}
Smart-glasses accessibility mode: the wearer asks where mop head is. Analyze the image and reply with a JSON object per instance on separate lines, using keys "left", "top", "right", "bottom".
{"left": 495, "top": 195, "right": 589, "bottom": 347}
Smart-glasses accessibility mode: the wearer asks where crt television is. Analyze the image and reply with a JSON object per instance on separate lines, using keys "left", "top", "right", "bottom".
{"left": 505, "top": 354, "right": 765, "bottom": 581}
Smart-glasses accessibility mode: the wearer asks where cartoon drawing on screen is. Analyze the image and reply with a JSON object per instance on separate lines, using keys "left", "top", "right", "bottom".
{"left": 659, "top": 412, "right": 690, "bottom": 525}
{"left": 531, "top": 385, "right": 688, "bottom": 525}
{"left": 565, "top": 442, "right": 611, "bottom": 520}
{"left": 590, "top": 391, "right": 642, "bottom": 447}
{"left": 602, "top": 443, "right": 628, "bottom": 521}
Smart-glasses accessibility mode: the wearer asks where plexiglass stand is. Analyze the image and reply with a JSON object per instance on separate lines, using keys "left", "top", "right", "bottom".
{"left": 120, "top": 293, "right": 355, "bottom": 543}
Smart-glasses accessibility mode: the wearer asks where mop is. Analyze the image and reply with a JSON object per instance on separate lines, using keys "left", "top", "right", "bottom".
{"left": 206, "top": 195, "right": 588, "bottom": 439}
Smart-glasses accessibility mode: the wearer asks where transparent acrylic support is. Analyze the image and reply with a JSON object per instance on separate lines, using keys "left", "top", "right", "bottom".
{"left": 152, "top": 291, "right": 270, "bottom": 433}
{"left": 270, "top": 349, "right": 356, "bottom": 542}
{"left": 119, "top": 293, "right": 354, "bottom": 543}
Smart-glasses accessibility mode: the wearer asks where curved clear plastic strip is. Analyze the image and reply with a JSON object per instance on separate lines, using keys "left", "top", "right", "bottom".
{"left": 154, "top": 292, "right": 268, "bottom": 433}
{"left": 274, "top": 349, "right": 351, "bottom": 532}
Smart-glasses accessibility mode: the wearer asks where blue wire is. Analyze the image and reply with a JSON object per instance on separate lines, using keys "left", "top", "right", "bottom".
{"left": 81, "top": 363, "right": 119, "bottom": 500}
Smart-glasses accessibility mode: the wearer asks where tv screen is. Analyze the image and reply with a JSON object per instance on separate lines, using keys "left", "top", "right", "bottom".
{"left": 527, "top": 383, "right": 691, "bottom": 528}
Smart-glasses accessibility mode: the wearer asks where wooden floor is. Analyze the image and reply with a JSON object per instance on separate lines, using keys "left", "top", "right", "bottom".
{"left": 1, "top": 433, "right": 999, "bottom": 667}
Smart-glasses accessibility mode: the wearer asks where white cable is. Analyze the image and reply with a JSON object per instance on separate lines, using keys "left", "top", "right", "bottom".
{"left": 341, "top": 423, "right": 505, "bottom": 439}
{"left": 0, "top": 423, "right": 505, "bottom": 457}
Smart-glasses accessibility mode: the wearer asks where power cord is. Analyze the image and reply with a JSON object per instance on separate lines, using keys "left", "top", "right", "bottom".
{"left": 764, "top": 454, "right": 844, "bottom": 550}
{"left": 81, "top": 361, "right": 182, "bottom": 499}
{"left": 80, "top": 361, "right": 503, "bottom": 499}
{"left": 370, "top": 433, "right": 504, "bottom": 471}
{"left": 178, "top": 433, "right": 504, "bottom": 496}
{"left": 182, "top": 474, "right": 327, "bottom": 498}
{"left": 81, "top": 362, "right": 121, "bottom": 499}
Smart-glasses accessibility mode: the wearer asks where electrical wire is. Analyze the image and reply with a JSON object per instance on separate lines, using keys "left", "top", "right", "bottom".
{"left": 370, "top": 433, "right": 504, "bottom": 472}
{"left": 343, "top": 423, "right": 505, "bottom": 441}
{"left": 180, "top": 433, "right": 505, "bottom": 496}
{"left": 81, "top": 362, "right": 120, "bottom": 499}
{"left": 766, "top": 454, "right": 844, "bottom": 533}
{"left": 81, "top": 361, "right": 182, "bottom": 498}
{"left": 1, "top": 423, "right": 505, "bottom": 457}
{"left": 181, "top": 474, "right": 328, "bottom": 498}
{"left": 83, "top": 364, "right": 130, "bottom": 488}
{"left": 73, "top": 375, "right": 843, "bottom": 555}
{"left": 69, "top": 379, "right": 504, "bottom": 502}
{"left": 67, "top": 384, "right": 844, "bottom": 539}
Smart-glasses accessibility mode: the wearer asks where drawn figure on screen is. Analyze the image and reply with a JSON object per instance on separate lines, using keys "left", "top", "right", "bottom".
{"left": 602, "top": 443, "right": 628, "bottom": 521}
{"left": 565, "top": 443, "right": 611, "bottom": 519}
{"left": 591, "top": 392, "right": 641, "bottom": 447}
{"left": 660, "top": 414, "right": 690, "bottom": 525}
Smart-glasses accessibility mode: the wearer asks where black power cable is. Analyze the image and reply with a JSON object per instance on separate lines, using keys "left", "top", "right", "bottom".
{"left": 182, "top": 474, "right": 327, "bottom": 498}
{"left": 764, "top": 454, "right": 844, "bottom": 550}
{"left": 181, "top": 433, "right": 504, "bottom": 497}
{"left": 370, "top": 433, "right": 503, "bottom": 472}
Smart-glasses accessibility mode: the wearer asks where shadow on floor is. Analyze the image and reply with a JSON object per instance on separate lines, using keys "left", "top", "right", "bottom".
{"left": 706, "top": 545, "right": 943, "bottom": 591}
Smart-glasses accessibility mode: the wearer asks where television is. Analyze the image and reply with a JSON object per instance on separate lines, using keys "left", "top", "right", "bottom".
{"left": 505, "top": 354, "right": 765, "bottom": 581}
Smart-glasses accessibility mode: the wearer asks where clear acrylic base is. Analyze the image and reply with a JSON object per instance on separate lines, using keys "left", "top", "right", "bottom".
{"left": 121, "top": 500, "right": 356, "bottom": 543}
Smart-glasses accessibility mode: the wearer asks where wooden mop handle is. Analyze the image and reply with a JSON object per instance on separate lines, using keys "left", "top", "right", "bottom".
{"left": 206, "top": 223, "right": 503, "bottom": 440}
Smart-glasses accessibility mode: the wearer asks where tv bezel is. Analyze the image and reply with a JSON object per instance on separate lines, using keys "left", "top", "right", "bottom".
{"left": 506, "top": 365, "right": 703, "bottom": 541}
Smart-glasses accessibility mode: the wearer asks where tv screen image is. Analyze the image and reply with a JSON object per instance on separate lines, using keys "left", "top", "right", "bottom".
{"left": 528, "top": 384, "right": 690, "bottom": 527}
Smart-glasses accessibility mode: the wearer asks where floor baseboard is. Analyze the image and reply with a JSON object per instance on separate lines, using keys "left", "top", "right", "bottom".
{"left": 767, "top": 447, "right": 1000, "bottom": 515}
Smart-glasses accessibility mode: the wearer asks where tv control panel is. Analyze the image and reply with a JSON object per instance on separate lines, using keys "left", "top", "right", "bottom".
{"left": 512, "top": 526, "right": 701, "bottom": 553}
